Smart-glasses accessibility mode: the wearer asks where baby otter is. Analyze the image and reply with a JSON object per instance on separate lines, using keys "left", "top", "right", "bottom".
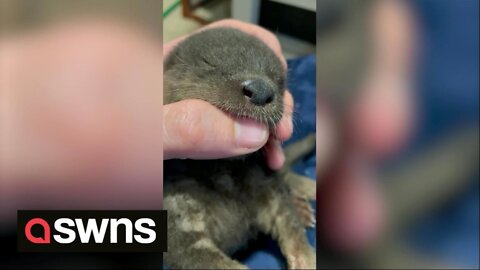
{"left": 163, "top": 27, "right": 316, "bottom": 269}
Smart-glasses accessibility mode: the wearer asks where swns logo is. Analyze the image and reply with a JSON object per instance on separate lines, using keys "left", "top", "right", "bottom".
{"left": 18, "top": 210, "right": 167, "bottom": 252}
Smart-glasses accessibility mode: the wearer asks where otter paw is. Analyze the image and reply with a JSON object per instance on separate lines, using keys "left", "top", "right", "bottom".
{"left": 292, "top": 196, "right": 315, "bottom": 228}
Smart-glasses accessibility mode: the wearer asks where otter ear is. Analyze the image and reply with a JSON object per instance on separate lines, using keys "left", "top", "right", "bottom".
{"left": 164, "top": 51, "right": 180, "bottom": 70}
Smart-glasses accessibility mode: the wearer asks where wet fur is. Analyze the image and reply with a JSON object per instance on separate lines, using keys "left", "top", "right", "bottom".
{"left": 163, "top": 28, "right": 316, "bottom": 269}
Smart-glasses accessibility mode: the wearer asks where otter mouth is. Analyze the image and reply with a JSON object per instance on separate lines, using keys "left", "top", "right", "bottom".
{"left": 204, "top": 91, "right": 284, "bottom": 131}
{"left": 219, "top": 106, "right": 283, "bottom": 132}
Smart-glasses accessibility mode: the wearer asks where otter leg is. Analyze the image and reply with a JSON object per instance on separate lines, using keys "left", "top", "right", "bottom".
{"left": 256, "top": 193, "right": 316, "bottom": 269}
{"left": 286, "top": 171, "right": 316, "bottom": 200}
{"left": 164, "top": 194, "right": 247, "bottom": 270}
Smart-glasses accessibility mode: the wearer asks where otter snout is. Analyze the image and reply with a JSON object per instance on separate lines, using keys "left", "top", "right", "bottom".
{"left": 242, "top": 79, "right": 275, "bottom": 106}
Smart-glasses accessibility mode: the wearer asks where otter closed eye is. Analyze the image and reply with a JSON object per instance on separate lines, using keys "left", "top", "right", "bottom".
{"left": 200, "top": 57, "right": 216, "bottom": 68}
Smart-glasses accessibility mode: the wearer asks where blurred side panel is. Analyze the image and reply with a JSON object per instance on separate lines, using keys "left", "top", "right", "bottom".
{"left": 1, "top": 0, "right": 163, "bottom": 269}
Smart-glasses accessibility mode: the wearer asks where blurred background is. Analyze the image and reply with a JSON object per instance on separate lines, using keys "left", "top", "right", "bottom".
{"left": 163, "top": 0, "right": 316, "bottom": 58}
{"left": 399, "top": 0, "right": 478, "bottom": 267}
{"left": 1, "top": 0, "right": 164, "bottom": 269}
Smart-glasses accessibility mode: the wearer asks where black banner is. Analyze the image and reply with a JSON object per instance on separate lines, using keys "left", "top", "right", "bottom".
{"left": 17, "top": 210, "right": 167, "bottom": 253}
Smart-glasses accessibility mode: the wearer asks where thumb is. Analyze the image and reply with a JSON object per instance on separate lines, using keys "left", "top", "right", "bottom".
{"left": 163, "top": 99, "right": 268, "bottom": 160}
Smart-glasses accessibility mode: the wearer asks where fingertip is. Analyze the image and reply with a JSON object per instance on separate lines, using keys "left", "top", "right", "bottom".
{"left": 265, "top": 139, "right": 285, "bottom": 170}
{"left": 275, "top": 91, "right": 294, "bottom": 141}
{"left": 234, "top": 118, "right": 269, "bottom": 149}
{"left": 276, "top": 119, "right": 293, "bottom": 142}
{"left": 284, "top": 90, "right": 294, "bottom": 107}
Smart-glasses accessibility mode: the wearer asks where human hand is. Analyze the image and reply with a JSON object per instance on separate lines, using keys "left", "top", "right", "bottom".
{"left": 162, "top": 19, "right": 293, "bottom": 170}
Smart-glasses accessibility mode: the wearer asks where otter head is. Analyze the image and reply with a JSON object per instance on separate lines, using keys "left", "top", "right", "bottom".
{"left": 164, "top": 27, "right": 286, "bottom": 130}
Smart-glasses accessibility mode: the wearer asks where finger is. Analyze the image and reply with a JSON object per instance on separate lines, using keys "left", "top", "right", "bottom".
{"left": 347, "top": 0, "right": 416, "bottom": 158}
{"left": 317, "top": 153, "right": 385, "bottom": 254}
{"left": 265, "top": 91, "right": 294, "bottom": 170}
{"left": 263, "top": 137, "right": 285, "bottom": 170}
{"left": 316, "top": 104, "right": 338, "bottom": 178}
{"left": 163, "top": 99, "right": 269, "bottom": 160}
{"left": 347, "top": 77, "right": 414, "bottom": 158}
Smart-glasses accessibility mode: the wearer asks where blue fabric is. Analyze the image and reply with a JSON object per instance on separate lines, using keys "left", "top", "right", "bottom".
{"left": 405, "top": 0, "right": 479, "bottom": 268}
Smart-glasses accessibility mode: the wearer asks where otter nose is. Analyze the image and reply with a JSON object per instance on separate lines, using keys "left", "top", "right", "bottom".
{"left": 242, "top": 79, "right": 275, "bottom": 106}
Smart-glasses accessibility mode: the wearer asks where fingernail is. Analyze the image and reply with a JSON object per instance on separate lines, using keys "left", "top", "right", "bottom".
{"left": 276, "top": 114, "right": 293, "bottom": 141}
{"left": 235, "top": 119, "right": 268, "bottom": 148}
